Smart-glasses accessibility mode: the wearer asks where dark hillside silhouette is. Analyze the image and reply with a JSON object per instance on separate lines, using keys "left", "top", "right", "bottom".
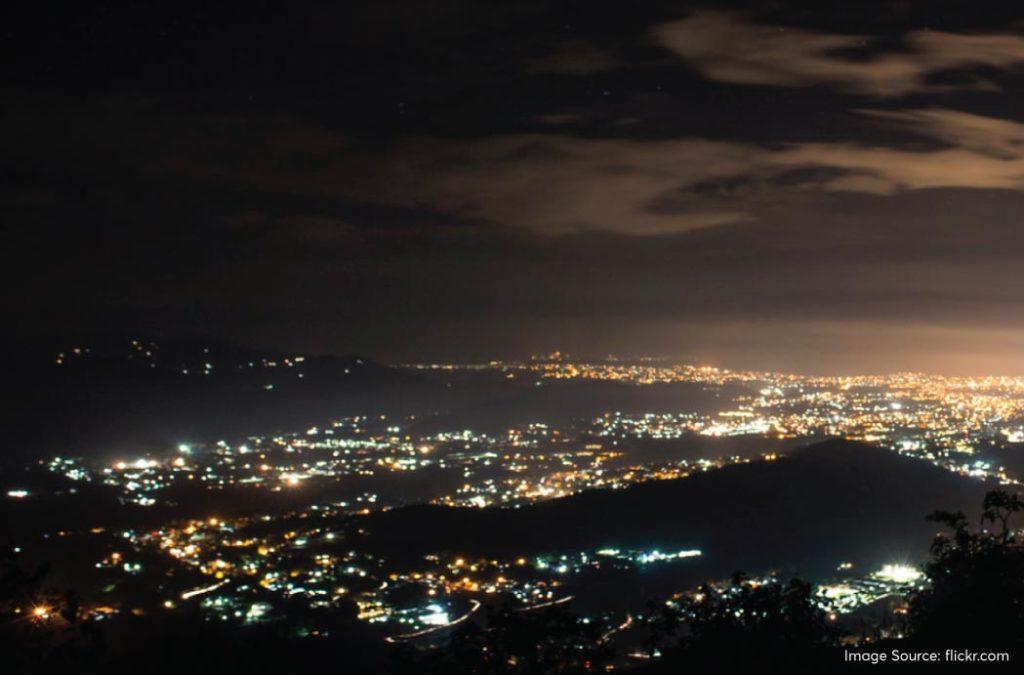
{"left": 352, "top": 440, "right": 987, "bottom": 581}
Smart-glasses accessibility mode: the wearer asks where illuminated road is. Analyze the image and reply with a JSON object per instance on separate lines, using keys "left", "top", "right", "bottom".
{"left": 600, "top": 614, "right": 633, "bottom": 642}
{"left": 180, "top": 579, "right": 229, "bottom": 600}
{"left": 515, "top": 594, "right": 575, "bottom": 612}
{"left": 385, "top": 599, "right": 482, "bottom": 642}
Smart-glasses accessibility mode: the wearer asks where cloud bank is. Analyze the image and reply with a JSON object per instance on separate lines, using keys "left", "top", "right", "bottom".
{"left": 652, "top": 11, "right": 1024, "bottom": 96}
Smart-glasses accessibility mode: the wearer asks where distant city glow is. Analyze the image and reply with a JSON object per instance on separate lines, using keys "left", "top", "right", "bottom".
{"left": 21, "top": 353, "right": 1024, "bottom": 651}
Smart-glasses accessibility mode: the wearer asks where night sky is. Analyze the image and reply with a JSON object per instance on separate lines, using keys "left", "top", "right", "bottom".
{"left": 7, "top": 1, "right": 1024, "bottom": 373}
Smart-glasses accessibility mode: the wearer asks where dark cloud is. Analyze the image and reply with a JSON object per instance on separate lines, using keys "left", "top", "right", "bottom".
{"left": 7, "top": 2, "right": 1024, "bottom": 371}
{"left": 146, "top": 106, "right": 1024, "bottom": 237}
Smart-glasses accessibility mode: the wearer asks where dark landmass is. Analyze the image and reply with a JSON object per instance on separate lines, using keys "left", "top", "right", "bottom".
{"left": 351, "top": 440, "right": 988, "bottom": 583}
{"left": 0, "top": 337, "right": 742, "bottom": 460}
{"left": 408, "top": 379, "right": 746, "bottom": 436}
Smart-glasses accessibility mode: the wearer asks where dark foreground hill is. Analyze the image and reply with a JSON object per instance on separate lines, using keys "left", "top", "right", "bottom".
{"left": 351, "top": 440, "right": 988, "bottom": 581}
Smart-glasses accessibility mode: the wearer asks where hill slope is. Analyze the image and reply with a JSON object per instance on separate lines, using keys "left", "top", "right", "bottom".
{"left": 352, "top": 440, "right": 988, "bottom": 580}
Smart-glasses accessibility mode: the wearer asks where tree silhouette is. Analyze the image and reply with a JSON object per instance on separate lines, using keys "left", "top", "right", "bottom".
{"left": 909, "top": 489, "right": 1024, "bottom": 650}
{"left": 420, "top": 601, "right": 613, "bottom": 674}
{"left": 0, "top": 545, "right": 103, "bottom": 673}
{"left": 656, "top": 573, "right": 837, "bottom": 674}
{"left": 640, "top": 598, "right": 681, "bottom": 658}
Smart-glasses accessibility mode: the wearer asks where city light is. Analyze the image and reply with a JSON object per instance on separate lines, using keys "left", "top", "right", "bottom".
{"left": 18, "top": 354, "right": 1024, "bottom": 657}
{"left": 875, "top": 564, "right": 924, "bottom": 584}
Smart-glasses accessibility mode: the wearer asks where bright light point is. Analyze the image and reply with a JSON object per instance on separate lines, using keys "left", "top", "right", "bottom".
{"left": 178, "top": 444, "right": 191, "bottom": 454}
{"left": 874, "top": 564, "right": 923, "bottom": 583}
{"left": 33, "top": 606, "right": 50, "bottom": 619}
{"left": 419, "top": 606, "right": 450, "bottom": 625}
{"left": 7, "top": 490, "right": 29, "bottom": 499}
